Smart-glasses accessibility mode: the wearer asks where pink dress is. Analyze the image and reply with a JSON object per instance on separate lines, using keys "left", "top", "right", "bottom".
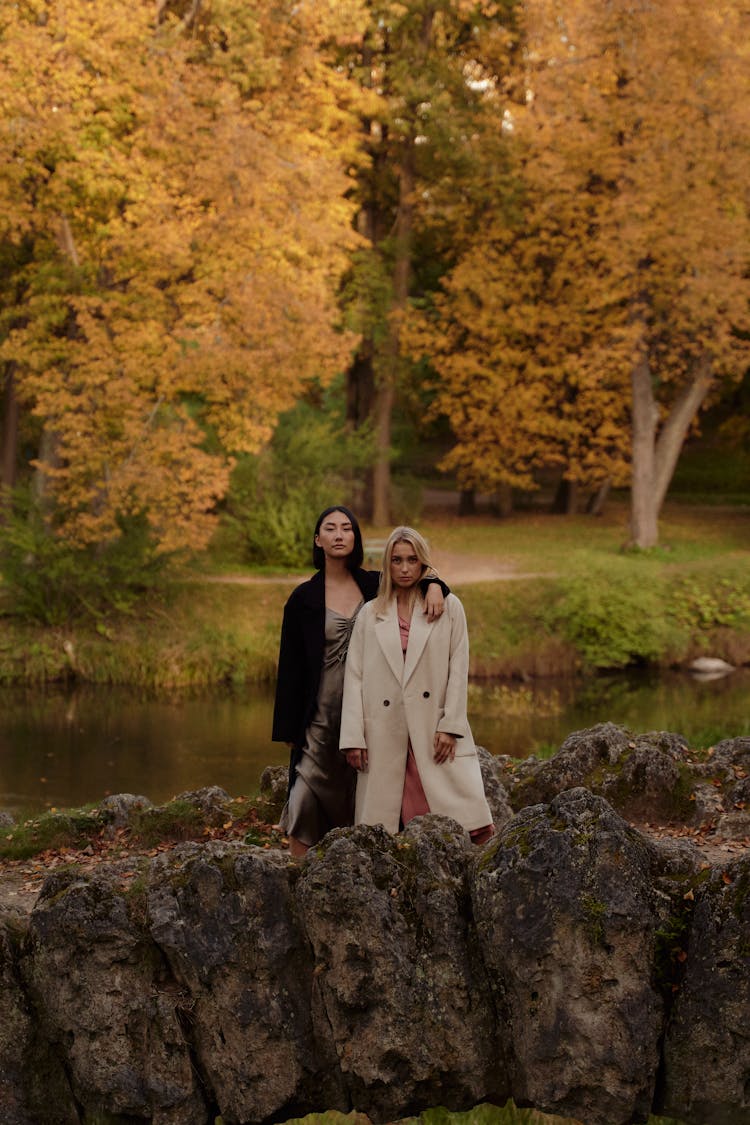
{"left": 398, "top": 613, "right": 494, "bottom": 844}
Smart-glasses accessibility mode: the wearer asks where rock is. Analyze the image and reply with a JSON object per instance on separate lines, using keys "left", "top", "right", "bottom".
{"left": 714, "top": 810, "right": 750, "bottom": 841}
{"left": 147, "top": 840, "right": 344, "bottom": 1124}
{"left": 0, "top": 811, "right": 14, "bottom": 828}
{"left": 26, "top": 864, "right": 207, "bottom": 1124}
{"left": 691, "top": 737, "right": 750, "bottom": 828}
{"left": 171, "top": 785, "right": 233, "bottom": 824}
{"left": 476, "top": 746, "right": 514, "bottom": 829}
{"left": 0, "top": 913, "right": 79, "bottom": 1124}
{"left": 508, "top": 723, "right": 696, "bottom": 824}
{"left": 5, "top": 726, "right": 750, "bottom": 1124}
{"left": 690, "top": 781, "right": 727, "bottom": 824}
{"left": 0, "top": 921, "right": 37, "bottom": 1125}
{"left": 688, "top": 656, "right": 735, "bottom": 676}
{"left": 259, "top": 764, "right": 290, "bottom": 821}
{"left": 296, "top": 818, "right": 507, "bottom": 1121}
{"left": 472, "top": 788, "right": 666, "bottom": 1125}
{"left": 98, "top": 792, "right": 153, "bottom": 829}
{"left": 662, "top": 855, "right": 750, "bottom": 1124}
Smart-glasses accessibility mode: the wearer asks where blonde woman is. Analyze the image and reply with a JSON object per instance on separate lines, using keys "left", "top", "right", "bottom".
{"left": 340, "top": 526, "right": 493, "bottom": 843}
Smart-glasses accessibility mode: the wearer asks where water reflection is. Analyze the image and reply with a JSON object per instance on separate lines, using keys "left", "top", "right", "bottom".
{"left": 1, "top": 669, "right": 748, "bottom": 817}
{"left": 0, "top": 687, "right": 287, "bottom": 818}
{"left": 470, "top": 667, "right": 750, "bottom": 760}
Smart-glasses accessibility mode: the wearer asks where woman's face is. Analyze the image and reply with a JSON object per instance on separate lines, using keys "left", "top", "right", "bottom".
{"left": 315, "top": 510, "right": 355, "bottom": 560}
{"left": 390, "top": 540, "right": 423, "bottom": 589}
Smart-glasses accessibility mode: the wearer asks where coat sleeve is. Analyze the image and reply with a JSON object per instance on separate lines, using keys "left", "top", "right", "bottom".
{"left": 271, "top": 595, "right": 305, "bottom": 744}
{"left": 437, "top": 596, "right": 471, "bottom": 738}
{"left": 419, "top": 575, "right": 450, "bottom": 597}
{"left": 339, "top": 609, "right": 367, "bottom": 750}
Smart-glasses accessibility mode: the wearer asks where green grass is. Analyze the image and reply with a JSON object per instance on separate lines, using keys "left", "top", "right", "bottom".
{"left": 405, "top": 496, "right": 750, "bottom": 567}
{"left": 271, "top": 1104, "right": 686, "bottom": 1125}
{"left": 0, "top": 805, "right": 102, "bottom": 860}
{"left": 0, "top": 502, "right": 749, "bottom": 688}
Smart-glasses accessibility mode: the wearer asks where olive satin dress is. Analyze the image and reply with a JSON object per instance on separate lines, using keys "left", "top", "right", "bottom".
{"left": 279, "top": 602, "right": 363, "bottom": 845}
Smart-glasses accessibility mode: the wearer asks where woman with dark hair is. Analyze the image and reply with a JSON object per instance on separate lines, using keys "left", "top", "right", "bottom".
{"left": 272, "top": 506, "right": 447, "bottom": 857}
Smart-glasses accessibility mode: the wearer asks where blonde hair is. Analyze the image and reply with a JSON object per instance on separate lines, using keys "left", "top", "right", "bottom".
{"left": 375, "top": 526, "right": 435, "bottom": 614}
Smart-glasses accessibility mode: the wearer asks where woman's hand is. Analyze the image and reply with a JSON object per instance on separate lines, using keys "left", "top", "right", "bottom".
{"left": 424, "top": 581, "right": 445, "bottom": 621}
{"left": 345, "top": 747, "right": 368, "bottom": 772}
{"left": 433, "top": 731, "right": 457, "bottom": 764}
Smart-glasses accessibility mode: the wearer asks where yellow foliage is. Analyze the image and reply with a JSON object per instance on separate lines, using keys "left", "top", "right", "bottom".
{"left": 0, "top": 0, "right": 363, "bottom": 550}
{"left": 406, "top": 0, "right": 750, "bottom": 497}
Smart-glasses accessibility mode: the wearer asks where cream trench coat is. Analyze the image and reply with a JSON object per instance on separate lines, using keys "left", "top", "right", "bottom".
{"left": 339, "top": 593, "right": 492, "bottom": 834}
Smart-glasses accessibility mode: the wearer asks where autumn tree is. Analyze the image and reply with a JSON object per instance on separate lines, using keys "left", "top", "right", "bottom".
{"left": 339, "top": 0, "right": 517, "bottom": 523}
{"left": 405, "top": 173, "right": 633, "bottom": 511}
{"left": 414, "top": 0, "right": 750, "bottom": 539}
{"left": 0, "top": 0, "right": 363, "bottom": 552}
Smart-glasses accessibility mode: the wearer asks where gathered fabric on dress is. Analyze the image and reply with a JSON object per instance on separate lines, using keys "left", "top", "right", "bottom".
{"left": 280, "top": 602, "right": 363, "bottom": 846}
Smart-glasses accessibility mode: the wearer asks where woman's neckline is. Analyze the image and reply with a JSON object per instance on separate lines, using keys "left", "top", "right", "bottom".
{"left": 327, "top": 601, "right": 363, "bottom": 621}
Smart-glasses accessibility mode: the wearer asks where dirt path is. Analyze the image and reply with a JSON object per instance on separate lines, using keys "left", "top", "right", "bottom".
{"left": 197, "top": 551, "right": 549, "bottom": 587}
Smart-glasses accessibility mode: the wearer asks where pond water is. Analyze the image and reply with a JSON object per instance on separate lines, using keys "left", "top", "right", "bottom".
{"left": 1, "top": 668, "right": 748, "bottom": 818}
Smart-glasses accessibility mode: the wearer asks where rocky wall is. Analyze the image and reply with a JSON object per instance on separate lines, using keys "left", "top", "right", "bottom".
{"left": 1, "top": 728, "right": 750, "bottom": 1125}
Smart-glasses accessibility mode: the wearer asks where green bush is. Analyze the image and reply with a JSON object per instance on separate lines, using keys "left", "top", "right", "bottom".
{"left": 0, "top": 489, "right": 173, "bottom": 625}
{"left": 221, "top": 403, "right": 374, "bottom": 569}
{"left": 551, "top": 565, "right": 679, "bottom": 670}
{"left": 670, "top": 573, "right": 750, "bottom": 630}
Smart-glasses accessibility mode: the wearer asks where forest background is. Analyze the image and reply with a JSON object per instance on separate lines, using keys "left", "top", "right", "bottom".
{"left": 0, "top": 0, "right": 749, "bottom": 685}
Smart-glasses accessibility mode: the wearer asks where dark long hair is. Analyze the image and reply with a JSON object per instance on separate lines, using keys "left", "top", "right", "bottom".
{"left": 312, "top": 506, "right": 364, "bottom": 571}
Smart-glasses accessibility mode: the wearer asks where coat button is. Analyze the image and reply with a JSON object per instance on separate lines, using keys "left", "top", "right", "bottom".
{"left": 383, "top": 699, "right": 390, "bottom": 707}
{"left": 423, "top": 691, "right": 430, "bottom": 698}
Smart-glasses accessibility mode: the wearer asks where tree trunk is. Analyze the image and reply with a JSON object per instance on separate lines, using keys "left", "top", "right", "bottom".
{"left": 629, "top": 352, "right": 660, "bottom": 547}
{"left": 458, "top": 488, "right": 476, "bottom": 516}
{"left": 629, "top": 350, "right": 713, "bottom": 547}
{"left": 551, "top": 476, "right": 578, "bottom": 514}
{"left": 33, "top": 428, "right": 60, "bottom": 511}
{"left": 345, "top": 35, "right": 384, "bottom": 521}
{"left": 586, "top": 478, "right": 611, "bottom": 516}
{"left": 494, "top": 483, "right": 513, "bottom": 517}
{"left": 371, "top": 130, "right": 417, "bottom": 526}
{"left": 653, "top": 352, "right": 713, "bottom": 511}
{"left": 371, "top": 379, "right": 395, "bottom": 526}
{"left": 1, "top": 364, "right": 19, "bottom": 494}
{"left": 369, "top": 8, "right": 434, "bottom": 528}
{"left": 346, "top": 341, "right": 376, "bottom": 517}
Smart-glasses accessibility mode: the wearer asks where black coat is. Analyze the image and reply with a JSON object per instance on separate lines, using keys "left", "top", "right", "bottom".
{"left": 272, "top": 568, "right": 380, "bottom": 750}
{"left": 271, "top": 568, "right": 449, "bottom": 752}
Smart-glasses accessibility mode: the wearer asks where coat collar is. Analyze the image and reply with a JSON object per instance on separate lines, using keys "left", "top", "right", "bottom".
{"left": 374, "top": 597, "right": 432, "bottom": 685}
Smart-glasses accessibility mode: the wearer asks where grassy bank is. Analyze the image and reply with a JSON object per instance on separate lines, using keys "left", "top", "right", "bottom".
{"left": 0, "top": 502, "right": 749, "bottom": 688}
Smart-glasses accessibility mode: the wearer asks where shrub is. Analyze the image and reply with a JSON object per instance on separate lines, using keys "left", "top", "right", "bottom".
{"left": 0, "top": 488, "right": 174, "bottom": 625}
{"left": 551, "top": 565, "right": 679, "bottom": 670}
{"left": 221, "top": 403, "right": 374, "bottom": 568}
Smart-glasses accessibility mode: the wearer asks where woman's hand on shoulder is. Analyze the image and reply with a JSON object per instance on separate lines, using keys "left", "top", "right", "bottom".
{"left": 423, "top": 581, "right": 445, "bottom": 621}
{"left": 345, "top": 747, "right": 368, "bottom": 772}
{"left": 433, "top": 731, "right": 457, "bottom": 763}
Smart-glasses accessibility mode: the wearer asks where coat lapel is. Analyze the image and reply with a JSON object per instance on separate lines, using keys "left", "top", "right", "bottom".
{"left": 374, "top": 603, "right": 405, "bottom": 684}
{"left": 402, "top": 606, "right": 432, "bottom": 686}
